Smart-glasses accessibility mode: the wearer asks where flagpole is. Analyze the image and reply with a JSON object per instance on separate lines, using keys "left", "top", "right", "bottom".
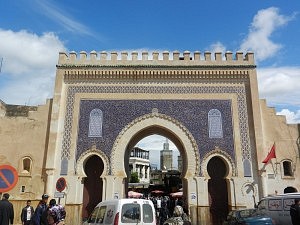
{"left": 274, "top": 142, "right": 276, "bottom": 162}
{"left": 274, "top": 142, "right": 277, "bottom": 175}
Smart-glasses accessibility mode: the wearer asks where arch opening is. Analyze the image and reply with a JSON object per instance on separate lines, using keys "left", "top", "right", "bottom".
{"left": 82, "top": 155, "right": 104, "bottom": 220}
{"left": 125, "top": 126, "right": 187, "bottom": 174}
{"left": 207, "top": 156, "right": 229, "bottom": 225}
{"left": 125, "top": 129, "right": 187, "bottom": 216}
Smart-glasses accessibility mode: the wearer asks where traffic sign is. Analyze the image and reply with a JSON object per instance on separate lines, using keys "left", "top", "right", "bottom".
{"left": 54, "top": 192, "right": 65, "bottom": 198}
{"left": 0, "top": 165, "right": 18, "bottom": 192}
{"left": 56, "top": 177, "right": 66, "bottom": 192}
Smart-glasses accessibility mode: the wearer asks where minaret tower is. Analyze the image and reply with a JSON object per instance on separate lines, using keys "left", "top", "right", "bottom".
{"left": 160, "top": 138, "right": 173, "bottom": 170}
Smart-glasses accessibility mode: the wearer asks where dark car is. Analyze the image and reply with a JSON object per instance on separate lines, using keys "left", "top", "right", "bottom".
{"left": 223, "top": 208, "right": 274, "bottom": 225}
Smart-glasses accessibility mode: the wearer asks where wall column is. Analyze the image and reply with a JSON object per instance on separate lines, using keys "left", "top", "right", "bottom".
{"left": 260, "top": 171, "right": 268, "bottom": 197}
{"left": 193, "top": 177, "right": 210, "bottom": 225}
{"left": 103, "top": 176, "right": 125, "bottom": 200}
{"left": 45, "top": 168, "right": 55, "bottom": 197}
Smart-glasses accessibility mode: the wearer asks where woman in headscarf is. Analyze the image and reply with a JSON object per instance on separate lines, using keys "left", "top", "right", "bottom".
{"left": 163, "top": 205, "right": 191, "bottom": 225}
{"left": 47, "top": 205, "right": 65, "bottom": 225}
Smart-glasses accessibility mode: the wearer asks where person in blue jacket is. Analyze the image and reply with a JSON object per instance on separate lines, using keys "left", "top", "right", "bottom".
{"left": 32, "top": 194, "right": 49, "bottom": 225}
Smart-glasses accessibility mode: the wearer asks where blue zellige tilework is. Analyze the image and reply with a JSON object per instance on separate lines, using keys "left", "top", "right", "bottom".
{"left": 76, "top": 99, "right": 234, "bottom": 164}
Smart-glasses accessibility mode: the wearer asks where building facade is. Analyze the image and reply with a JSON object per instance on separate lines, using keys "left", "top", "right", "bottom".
{"left": 0, "top": 50, "right": 299, "bottom": 225}
{"left": 129, "top": 147, "right": 150, "bottom": 184}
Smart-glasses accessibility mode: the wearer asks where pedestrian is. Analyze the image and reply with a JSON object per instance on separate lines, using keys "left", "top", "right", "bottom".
{"left": 290, "top": 198, "right": 300, "bottom": 225}
{"left": 32, "top": 194, "right": 49, "bottom": 225}
{"left": 159, "top": 199, "right": 170, "bottom": 225}
{"left": 42, "top": 198, "right": 56, "bottom": 224}
{"left": 0, "top": 193, "right": 14, "bottom": 225}
{"left": 46, "top": 199, "right": 66, "bottom": 225}
{"left": 163, "top": 205, "right": 191, "bottom": 225}
{"left": 21, "top": 200, "right": 34, "bottom": 225}
{"left": 47, "top": 202, "right": 66, "bottom": 225}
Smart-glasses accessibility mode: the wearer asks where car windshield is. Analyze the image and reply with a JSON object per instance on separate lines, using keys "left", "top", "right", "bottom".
{"left": 121, "top": 203, "right": 141, "bottom": 223}
{"left": 238, "top": 209, "right": 256, "bottom": 218}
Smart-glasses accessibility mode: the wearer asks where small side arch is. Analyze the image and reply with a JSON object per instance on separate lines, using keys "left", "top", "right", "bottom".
{"left": 76, "top": 145, "right": 110, "bottom": 177}
{"left": 201, "top": 147, "right": 236, "bottom": 178}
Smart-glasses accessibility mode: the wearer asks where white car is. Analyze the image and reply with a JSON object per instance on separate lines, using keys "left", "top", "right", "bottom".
{"left": 83, "top": 198, "right": 156, "bottom": 225}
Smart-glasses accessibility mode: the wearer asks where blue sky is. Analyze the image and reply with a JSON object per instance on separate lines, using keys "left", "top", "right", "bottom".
{"left": 0, "top": 1, "right": 300, "bottom": 166}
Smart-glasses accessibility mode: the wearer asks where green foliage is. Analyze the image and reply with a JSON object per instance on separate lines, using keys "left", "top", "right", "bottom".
{"left": 130, "top": 172, "right": 140, "bottom": 183}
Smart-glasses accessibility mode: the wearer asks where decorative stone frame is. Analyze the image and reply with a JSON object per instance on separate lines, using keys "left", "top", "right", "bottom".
{"left": 201, "top": 147, "right": 236, "bottom": 178}
{"left": 18, "top": 156, "right": 33, "bottom": 177}
{"left": 110, "top": 111, "right": 200, "bottom": 178}
{"left": 76, "top": 144, "right": 110, "bottom": 177}
{"left": 280, "top": 159, "right": 294, "bottom": 178}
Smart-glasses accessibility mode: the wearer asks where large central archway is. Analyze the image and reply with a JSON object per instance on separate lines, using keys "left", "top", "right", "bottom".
{"left": 110, "top": 111, "right": 200, "bottom": 203}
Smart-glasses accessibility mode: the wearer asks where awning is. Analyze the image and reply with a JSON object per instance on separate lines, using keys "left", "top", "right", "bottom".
{"left": 128, "top": 191, "right": 143, "bottom": 198}
{"left": 170, "top": 191, "right": 183, "bottom": 197}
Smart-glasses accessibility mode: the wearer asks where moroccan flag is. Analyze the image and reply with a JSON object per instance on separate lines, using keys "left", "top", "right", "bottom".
{"left": 262, "top": 144, "right": 276, "bottom": 163}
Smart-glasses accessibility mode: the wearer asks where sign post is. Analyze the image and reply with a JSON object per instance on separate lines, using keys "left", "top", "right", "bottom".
{"left": 0, "top": 165, "right": 18, "bottom": 194}
{"left": 55, "top": 177, "right": 66, "bottom": 204}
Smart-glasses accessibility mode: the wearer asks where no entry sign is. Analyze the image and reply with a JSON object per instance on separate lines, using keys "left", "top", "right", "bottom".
{"left": 0, "top": 165, "right": 18, "bottom": 192}
{"left": 56, "top": 177, "right": 66, "bottom": 192}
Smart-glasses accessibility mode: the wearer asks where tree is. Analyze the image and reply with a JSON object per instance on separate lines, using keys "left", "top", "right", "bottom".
{"left": 130, "top": 172, "right": 140, "bottom": 183}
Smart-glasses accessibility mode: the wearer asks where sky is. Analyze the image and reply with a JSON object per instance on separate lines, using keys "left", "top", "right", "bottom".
{"left": 135, "top": 135, "right": 179, "bottom": 169}
{"left": 0, "top": 1, "right": 300, "bottom": 167}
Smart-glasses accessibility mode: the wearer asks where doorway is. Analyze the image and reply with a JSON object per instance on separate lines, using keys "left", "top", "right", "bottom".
{"left": 82, "top": 155, "right": 104, "bottom": 220}
{"left": 207, "top": 156, "right": 229, "bottom": 225}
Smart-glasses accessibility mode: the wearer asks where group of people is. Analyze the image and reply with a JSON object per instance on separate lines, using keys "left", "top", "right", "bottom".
{"left": 0, "top": 193, "right": 66, "bottom": 225}
{"left": 1, "top": 192, "right": 298, "bottom": 225}
{"left": 148, "top": 196, "right": 190, "bottom": 225}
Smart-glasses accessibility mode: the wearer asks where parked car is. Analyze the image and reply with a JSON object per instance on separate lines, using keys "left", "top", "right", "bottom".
{"left": 83, "top": 198, "right": 156, "bottom": 225}
{"left": 223, "top": 208, "right": 274, "bottom": 225}
{"left": 256, "top": 192, "right": 300, "bottom": 225}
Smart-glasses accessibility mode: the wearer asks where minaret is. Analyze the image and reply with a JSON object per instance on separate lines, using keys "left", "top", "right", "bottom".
{"left": 160, "top": 138, "right": 173, "bottom": 170}
{"left": 163, "top": 138, "right": 169, "bottom": 150}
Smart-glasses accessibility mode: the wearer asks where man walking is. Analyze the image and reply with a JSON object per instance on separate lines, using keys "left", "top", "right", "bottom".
{"left": 32, "top": 194, "right": 49, "bottom": 225}
{"left": 290, "top": 198, "right": 300, "bottom": 225}
{"left": 21, "top": 200, "right": 34, "bottom": 225}
{"left": 0, "top": 193, "right": 14, "bottom": 225}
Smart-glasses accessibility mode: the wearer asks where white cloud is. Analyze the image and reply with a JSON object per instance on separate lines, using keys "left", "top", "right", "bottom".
{"left": 257, "top": 66, "right": 300, "bottom": 124}
{"left": 34, "top": 0, "right": 93, "bottom": 37}
{"left": 208, "top": 42, "right": 226, "bottom": 53}
{"left": 0, "top": 29, "right": 66, "bottom": 105}
{"left": 257, "top": 67, "right": 300, "bottom": 106}
{"left": 277, "top": 109, "right": 300, "bottom": 124}
{"left": 240, "top": 7, "right": 294, "bottom": 62}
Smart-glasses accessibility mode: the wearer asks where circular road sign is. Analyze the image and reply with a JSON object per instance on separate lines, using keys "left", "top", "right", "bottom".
{"left": 0, "top": 165, "right": 18, "bottom": 192}
{"left": 56, "top": 177, "right": 66, "bottom": 192}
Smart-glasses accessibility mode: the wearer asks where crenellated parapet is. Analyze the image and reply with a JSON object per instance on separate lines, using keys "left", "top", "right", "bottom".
{"left": 58, "top": 50, "right": 255, "bottom": 67}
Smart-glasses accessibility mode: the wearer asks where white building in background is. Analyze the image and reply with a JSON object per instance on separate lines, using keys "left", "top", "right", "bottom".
{"left": 129, "top": 147, "right": 150, "bottom": 184}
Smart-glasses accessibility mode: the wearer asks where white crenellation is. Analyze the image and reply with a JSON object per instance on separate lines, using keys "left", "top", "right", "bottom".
{"left": 58, "top": 51, "right": 255, "bottom": 65}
